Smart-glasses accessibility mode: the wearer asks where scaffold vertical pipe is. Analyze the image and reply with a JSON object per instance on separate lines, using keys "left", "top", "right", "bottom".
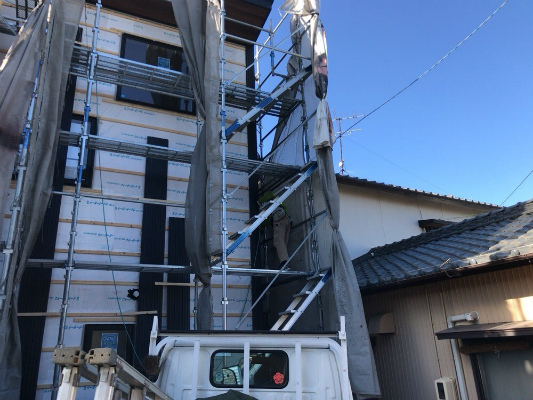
{"left": 255, "top": 44, "right": 263, "bottom": 159}
{"left": 52, "top": 1, "right": 102, "bottom": 396}
{"left": 0, "top": 0, "right": 56, "bottom": 316}
{"left": 193, "top": 276, "right": 198, "bottom": 330}
{"left": 0, "top": 58, "right": 43, "bottom": 314}
{"left": 220, "top": 0, "right": 229, "bottom": 330}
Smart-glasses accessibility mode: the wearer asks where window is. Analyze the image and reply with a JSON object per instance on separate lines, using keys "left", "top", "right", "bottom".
{"left": 210, "top": 350, "right": 289, "bottom": 389}
{"left": 82, "top": 324, "right": 135, "bottom": 364}
{"left": 117, "top": 34, "right": 195, "bottom": 114}
{"left": 64, "top": 115, "right": 97, "bottom": 188}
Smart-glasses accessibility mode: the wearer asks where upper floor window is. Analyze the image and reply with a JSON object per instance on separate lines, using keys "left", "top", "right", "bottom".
{"left": 117, "top": 34, "right": 195, "bottom": 115}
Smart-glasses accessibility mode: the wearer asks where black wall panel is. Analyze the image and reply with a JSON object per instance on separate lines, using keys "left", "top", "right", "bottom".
{"left": 134, "top": 136, "right": 168, "bottom": 371}
{"left": 167, "top": 217, "right": 190, "bottom": 331}
{"left": 245, "top": 45, "right": 268, "bottom": 330}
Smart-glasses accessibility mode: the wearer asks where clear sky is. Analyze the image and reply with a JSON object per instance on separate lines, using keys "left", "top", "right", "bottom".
{"left": 265, "top": 0, "right": 533, "bottom": 206}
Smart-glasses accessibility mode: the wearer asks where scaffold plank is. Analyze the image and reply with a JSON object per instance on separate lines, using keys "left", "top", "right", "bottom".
{"left": 59, "top": 130, "right": 299, "bottom": 179}
{"left": 69, "top": 45, "right": 301, "bottom": 118}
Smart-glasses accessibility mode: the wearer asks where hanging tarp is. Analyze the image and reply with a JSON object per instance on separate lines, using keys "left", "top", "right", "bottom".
{"left": 0, "top": 0, "right": 84, "bottom": 397}
{"left": 271, "top": 1, "right": 381, "bottom": 398}
{"left": 171, "top": 0, "right": 222, "bottom": 329}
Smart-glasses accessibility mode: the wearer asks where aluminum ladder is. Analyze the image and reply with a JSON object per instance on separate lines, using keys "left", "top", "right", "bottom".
{"left": 271, "top": 268, "right": 332, "bottom": 331}
{"left": 52, "top": 347, "right": 172, "bottom": 400}
{"left": 224, "top": 161, "right": 317, "bottom": 258}
{"left": 224, "top": 67, "right": 312, "bottom": 141}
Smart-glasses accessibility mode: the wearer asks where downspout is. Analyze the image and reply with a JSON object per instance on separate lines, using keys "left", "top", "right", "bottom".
{"left": 447, "top": 312, "right": 479, "bottom": 400}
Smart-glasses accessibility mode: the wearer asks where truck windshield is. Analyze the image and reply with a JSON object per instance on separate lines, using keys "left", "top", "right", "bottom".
{"left": 210, "top": 350, "right": 289, "bottom": 389}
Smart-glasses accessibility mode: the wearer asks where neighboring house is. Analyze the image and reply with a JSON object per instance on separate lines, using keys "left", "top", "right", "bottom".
{"left": 337, "top": 175, "right": 498, "bottom": 259}
{"left": 353, "top": 198, "right": 533, "bottom": 400}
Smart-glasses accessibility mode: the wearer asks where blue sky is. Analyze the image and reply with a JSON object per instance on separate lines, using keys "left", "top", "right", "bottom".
{"left": 266, "top": 0, "right": 533, "bottom": 206}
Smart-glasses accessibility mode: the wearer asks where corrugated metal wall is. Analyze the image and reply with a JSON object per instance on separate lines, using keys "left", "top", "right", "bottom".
{"left": 362, "top": 264, "right": 533, "bottom": 400}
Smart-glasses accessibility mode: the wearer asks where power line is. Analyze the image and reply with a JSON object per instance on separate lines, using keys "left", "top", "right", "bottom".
{"left": 500, "top": 168, "right": 533, "bottom": 206}
{"left": 344, "top": 135, "right": 448, "bottom": 193}
{"left": 341, "top": 0, "right": 509, "bottom": 135}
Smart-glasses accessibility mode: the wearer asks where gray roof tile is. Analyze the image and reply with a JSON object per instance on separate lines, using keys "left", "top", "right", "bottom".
{"left": 353, "top": 199, "right": 533, "bottom": 289}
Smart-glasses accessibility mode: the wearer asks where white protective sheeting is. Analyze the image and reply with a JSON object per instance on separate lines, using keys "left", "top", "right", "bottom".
{"left": 171, "top": 0, "right": 222, "bottom": 330}
{"left": 272, "top": 1, "right": 381, "bottom": 398}
{"left": 0, "top": 1, "right": 84, "bottom": 397}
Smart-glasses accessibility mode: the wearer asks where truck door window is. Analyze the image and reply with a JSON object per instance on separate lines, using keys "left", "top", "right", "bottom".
{"left": 210, "top": 350, "right": 289, "bottom": 389}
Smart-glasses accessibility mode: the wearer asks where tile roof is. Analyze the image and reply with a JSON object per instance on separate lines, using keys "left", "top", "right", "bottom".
{"left": 336, "top": 174, "right": 498, "bottom": 208}
{"left": 352, "top": 199, "right": 533, "bottom": 289}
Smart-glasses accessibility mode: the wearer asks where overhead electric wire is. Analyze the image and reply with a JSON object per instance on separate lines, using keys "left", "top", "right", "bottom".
{"left": 344, "top": 135, "right": 448, "bottom": 193}
{"left": 94, "top": 78, "right": 147, "bottom": 372}
{"left": 341, "top": 0, "right": 509, "bottom": 135}
{"left": 500, "top": 168, "right": 533, "bottom": 206}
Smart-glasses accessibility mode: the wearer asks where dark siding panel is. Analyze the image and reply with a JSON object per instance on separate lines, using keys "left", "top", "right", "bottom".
{"left": 86, "top": 0, "right": 272, "bottom": 41}
{"left": 18, "top": 55, "right": 79, "bottom": 399}
{"left": 18, "top": 273, "right": 50, "bottom": 400}
{"left": 134, "top": 136, "right": 168, "bottom": 371}
{"left": 167, "top": 218, "right": 189, "bottom": 331}
{"left": 244, "top": 45, "right": 267, "bottom": 330}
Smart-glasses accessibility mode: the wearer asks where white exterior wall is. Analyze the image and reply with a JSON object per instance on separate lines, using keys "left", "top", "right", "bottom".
{"left": 338, "top": 182, "right": 494, "bottom": 259}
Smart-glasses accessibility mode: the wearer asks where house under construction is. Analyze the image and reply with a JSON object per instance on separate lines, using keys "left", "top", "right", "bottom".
{"left": 0, "top": 1, "right": 379, "bottom": 399}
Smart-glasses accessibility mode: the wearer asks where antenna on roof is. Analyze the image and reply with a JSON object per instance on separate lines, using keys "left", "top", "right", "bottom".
{"left": 332, "top": 113, "right": 364, "bottom": 175}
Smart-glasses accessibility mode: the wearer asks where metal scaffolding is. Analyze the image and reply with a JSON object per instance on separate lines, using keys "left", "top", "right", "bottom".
{"left": 5, "top": 0, "right": 328, "bottom": 369}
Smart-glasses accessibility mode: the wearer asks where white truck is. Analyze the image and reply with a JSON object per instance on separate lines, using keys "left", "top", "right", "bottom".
{"left": 52, "top": 318, "right": 353, "bottom": 400}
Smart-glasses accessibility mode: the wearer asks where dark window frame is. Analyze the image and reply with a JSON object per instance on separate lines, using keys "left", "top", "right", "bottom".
{"left": 116, "top": 33, "right": 196, "bottom": 115}
{"left": 63, "top": 114, "right": 97, "bottom": 188}
{"left": 210, "top": 349, "right": 289, "bottom": 390}
{"left": 82, "top": 323, "right": 135, "bottom": 365}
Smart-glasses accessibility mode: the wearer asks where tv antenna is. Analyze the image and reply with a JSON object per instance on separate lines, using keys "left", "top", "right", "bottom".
{"left": 333, "top": 113, "right": 363, "bottom": 175}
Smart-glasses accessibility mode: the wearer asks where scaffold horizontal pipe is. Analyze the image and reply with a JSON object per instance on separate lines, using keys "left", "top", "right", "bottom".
{"left": 51, "top": 191, "right": 186, "bottom": 208}
{"left": 225, "top": 33, "right": 311, "bottom": 60}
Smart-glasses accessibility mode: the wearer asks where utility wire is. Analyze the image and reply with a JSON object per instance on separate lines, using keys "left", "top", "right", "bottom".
{"left": 500, "top": 168, "right": 533, "bottom": 206}
{"left": 94, "top": 79, "right": 147, "bottom": 372}
{"left": 341, "top": 0, "right": 509, "bottom": 134}
{"left": 344, "top": 135, "right": 448, "bottom": 193}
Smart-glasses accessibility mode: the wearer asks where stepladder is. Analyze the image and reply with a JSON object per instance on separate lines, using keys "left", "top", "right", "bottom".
{"left": 52, "top": 347, "right": 172, "bottom": 400}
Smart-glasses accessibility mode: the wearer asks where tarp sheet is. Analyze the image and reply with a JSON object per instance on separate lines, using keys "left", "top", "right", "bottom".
{"left": 171, "top": 0, "right": 222, "bottom": 329}
{"left": 273, "top": 1, "right": 381, "bottom": 398}
{"left": 197, "top": 389, "right": 259, "bottom": 400}
{"left": 0, "top": 0, "right": 84, "bottom": 397}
